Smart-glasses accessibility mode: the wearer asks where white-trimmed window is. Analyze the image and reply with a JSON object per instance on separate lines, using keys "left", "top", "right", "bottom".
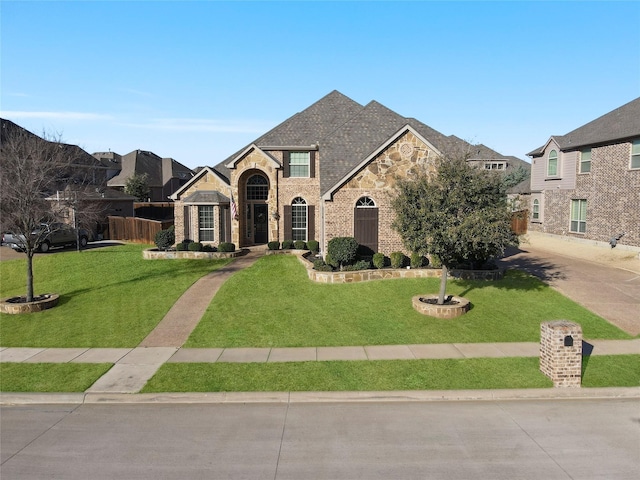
{"left": 532, "top": 199, "right": 540, "bottom": 220}
{"left": 291, "top": 197, "right": 307, "bottom": 241}
{"left": 547, "top": 150, "right": 558, "bottom": 177}
{"left": 289, "top": 152, "right": 310, "bottom": 177}
{"left": 631, "top": 139, "right": 640, "bottom": 169}
{"left": 580, "top": 149, "right": 591, "bottom": 173}
{"left": 484, "top": 162, "right": 505, "bottom": 170}
{"left": 198, "top": 206, "right": 215, "bottom": 241}
{"left": 356, "top": 196, "right": 376, "bottom": 208}
{"left": 570, "top": 199, "right": 587, "bottom": 234}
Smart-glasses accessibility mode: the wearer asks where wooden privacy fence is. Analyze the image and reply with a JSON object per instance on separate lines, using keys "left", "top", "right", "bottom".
{"left": 108, "top": 216, "right": 174, "bottom": 244}
{"left": 511, "top": 210, "right": 528, "bottom": 235}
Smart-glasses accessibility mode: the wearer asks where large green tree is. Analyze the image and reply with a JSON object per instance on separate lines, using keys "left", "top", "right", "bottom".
{"left": 392, "top": 151, "right": 518, "bottom": 304}
{"left": 124, "top": 173, "right": 150, "bottom": 202}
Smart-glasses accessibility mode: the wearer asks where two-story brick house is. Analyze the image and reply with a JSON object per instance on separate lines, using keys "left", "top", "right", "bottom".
{"left": 527, "top": 97, "right": 640, "bottom": 248}
{"left": 171, "top": 90, "right": 522, "bottom": 254}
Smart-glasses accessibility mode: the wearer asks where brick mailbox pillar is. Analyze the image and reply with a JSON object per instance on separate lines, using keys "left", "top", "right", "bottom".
{"left": 540, "top": 321, "right": 583, "bottom": 388}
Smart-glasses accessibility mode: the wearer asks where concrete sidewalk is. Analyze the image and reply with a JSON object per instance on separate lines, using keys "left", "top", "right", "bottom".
{"left": 2, "top": 339, "right": 639, "bottom": 394}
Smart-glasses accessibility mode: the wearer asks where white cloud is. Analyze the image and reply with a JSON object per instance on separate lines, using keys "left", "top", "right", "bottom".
{"left": 0, "top": 111, "right": 113, "bottom": 121}
{"left": 118, "top": 118, "right": 270, "bottom": 134}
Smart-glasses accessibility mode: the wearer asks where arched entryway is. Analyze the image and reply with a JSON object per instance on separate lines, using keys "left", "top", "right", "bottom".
{"left": 242, "top": 173, "right": 270, "bottom": 245}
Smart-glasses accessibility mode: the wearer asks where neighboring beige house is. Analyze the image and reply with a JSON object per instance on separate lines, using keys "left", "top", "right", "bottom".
{"left": 95, "top": 149, "right": 194, "bottom": 202}
{"left": 171, "top": 90, "right": 523, "bottom": 254}
{"left": 527, "top": 97, "right": 640, "bottom": 248}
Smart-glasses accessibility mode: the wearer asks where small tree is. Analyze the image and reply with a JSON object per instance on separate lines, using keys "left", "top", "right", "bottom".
{"left": 392, "top": 151, "right": 518, "bottom": 304}
{"left": 0, "top": 125, "right": 96, "bottom": 301}
{"left": 124, "top": 173, "right": 150, "bottom": 201}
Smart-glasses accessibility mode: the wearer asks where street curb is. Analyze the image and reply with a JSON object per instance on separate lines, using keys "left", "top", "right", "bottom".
{"left": 2, "top": 387, "right": 639, "bottom": 406}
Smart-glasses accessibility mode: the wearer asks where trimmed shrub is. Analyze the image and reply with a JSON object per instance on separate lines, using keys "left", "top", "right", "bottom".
{"left": 176, "top": 242, "right": 187, "bottom": 251}
{"left": 267, "top": 241, "right": 280, "bottom": 250}
{"left": 390, "top": 251, "right": 406, "bottom": 269}
{"left": 313, "top": 258, "right": 333, "bottom": 272}
{"left": 307, "top": 240, "right": 319, "bottom": 253}
{"left": 218, "top": 242, "right": 236, "bottom": 252}
{"left": 282, "top": 240, "right": 294, "bottom": 250}
{"left": 324, "top": 252, "right": 338, "bottom": 269}
{"left": 202, "top": 244, "right": 216, "bottom": 252}
{"left": 294, "top": 240, "right": 306, "bottom": 250}
{"left": 154, "top": 225, "right": 175, "bottom": 251}
{"left": 188, "top": 242, "right": 202, "bottom": 252}
{"left": 372, "top": 252, "right": 386, "bottom": 269}
{"left": 429, "top": 254, "right": 442, "bottom": 268}
{"left": 343, "top": 259, "right": 372, "bottom": 271}
{"left": 327, "top": 236, "right": 359, "bottom": 269}
{"left": 410, "top": 252, "right": 426, "bottom": 268}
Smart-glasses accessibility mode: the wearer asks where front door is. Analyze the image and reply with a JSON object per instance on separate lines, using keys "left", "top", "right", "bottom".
{"left": 253, "top": 204, "right": 268, "bottom": 244}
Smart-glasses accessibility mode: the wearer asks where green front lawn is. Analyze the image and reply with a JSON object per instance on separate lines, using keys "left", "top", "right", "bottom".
{"left": 0, "top": 363, "right": 113, "bottom": 392}
{"left": 0, "top": 244, "right": 232, "bottom": 347}
{"left": 142, "top": 355, "right": 640, "bottom": 393}
{"left": 186, "top": 255, "right": 630, "bottom": 348}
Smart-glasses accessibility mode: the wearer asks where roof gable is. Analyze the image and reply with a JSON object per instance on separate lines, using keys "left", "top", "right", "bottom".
{"left": 169, "top": 166, "right": 229, "bottom": 200}
{"left": 225, "top": 144, "right": 281, "bottom": 170}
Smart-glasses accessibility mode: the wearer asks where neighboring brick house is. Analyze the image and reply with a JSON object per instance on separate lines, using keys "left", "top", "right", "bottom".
{"left": 527, "top": 97, "right": 640, "bottom": 248}
{"left": 96, "top": 149, "right": 194, "bottom": 202}
{"left": 171, "top": 90, "right": 523, "bottom": 254}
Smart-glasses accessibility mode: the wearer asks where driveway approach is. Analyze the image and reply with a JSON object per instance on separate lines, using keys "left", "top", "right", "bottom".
{"left": 498, "top": 233, "right": 640, "bottom": 336}
{"left": 2, "top": 398, "right": 638, "bottom": 479}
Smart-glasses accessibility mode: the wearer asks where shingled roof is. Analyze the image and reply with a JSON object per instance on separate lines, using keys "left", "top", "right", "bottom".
{"left": 528, "top": 97, "right": 640, "bottom": 156}
{"left": 212, "top": 90, "right": 517, "bottom": 195}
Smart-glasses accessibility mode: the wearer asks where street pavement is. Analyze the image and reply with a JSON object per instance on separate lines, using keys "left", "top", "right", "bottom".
{"left": 2, "top": 398, "right": 639, "bottom": 479}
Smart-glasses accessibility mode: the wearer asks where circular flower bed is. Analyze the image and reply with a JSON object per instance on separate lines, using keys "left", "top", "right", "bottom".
{"left": 412, "top": 294, "right": 470, "bottom": 319}
{"left": 0, "top": 293, "right": 60, "bottom": 314}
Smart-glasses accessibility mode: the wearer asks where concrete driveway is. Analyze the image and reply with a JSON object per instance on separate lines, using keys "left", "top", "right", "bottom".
{"left": 499, "top": 233, "right": 640, "bottom": 336}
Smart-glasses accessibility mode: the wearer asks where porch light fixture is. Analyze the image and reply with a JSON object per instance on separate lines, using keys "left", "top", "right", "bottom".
{"left": 272, "top": 211, "right": 280, "bottom": 220}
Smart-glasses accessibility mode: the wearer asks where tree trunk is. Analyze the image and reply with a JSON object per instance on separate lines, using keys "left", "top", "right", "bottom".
{"left": 26, "top": 252, "right": 34, "bottom": 302}
{"left": 437, "top": 264, "right": 448, "bottom": 305}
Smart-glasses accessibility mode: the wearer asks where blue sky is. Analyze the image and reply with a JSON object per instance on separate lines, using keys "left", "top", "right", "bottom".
{"left": 2, "top": 0, "right": 639, "bottom": 169}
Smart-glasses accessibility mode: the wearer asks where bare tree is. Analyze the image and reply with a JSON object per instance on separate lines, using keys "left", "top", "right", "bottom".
{"left": 0, "top": 120, "right": 105, "bottom": 301}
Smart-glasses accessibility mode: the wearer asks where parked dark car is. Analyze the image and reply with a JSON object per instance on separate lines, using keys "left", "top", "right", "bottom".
{"left": 2, "top": 223, "right": 90, "bottom": 253}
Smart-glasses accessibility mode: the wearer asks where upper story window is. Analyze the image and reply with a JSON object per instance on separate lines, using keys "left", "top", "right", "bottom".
{"left": 631, "top": 139, "right": 640, "bottom": 169}
{"left": 579, "top": 149, "right": 591, "bottom": 173}
{"left": 246, "top": 174, "right": 268, "bottom": 200}
{"left": 547, "top": 150, "right": 558, "bottom": 177}
{"left": 289, "top": 152, "right": 310, "bottom": 177}
{"left": 484, "top": 162, "right": 505, "bottom": 170}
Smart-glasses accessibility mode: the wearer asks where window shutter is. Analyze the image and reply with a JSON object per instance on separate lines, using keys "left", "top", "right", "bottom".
{"left": 183, "top": 205, "right": 190, "bottom": 240}
{"left": 283, "top": 151, "right": 290, "bottom": 178}
{"left": 284, "top": 205, "right": 292, "bottom": 240}
{"left": 307, "top": 206, "right": 315, "bottom": 241}
{"left": 309, "top": 151, "right": 316, "bottom": 178}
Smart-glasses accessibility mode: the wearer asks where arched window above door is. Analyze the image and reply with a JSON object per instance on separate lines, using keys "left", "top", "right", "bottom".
{"left": 246, "top": 174, "right": 268, "bottom": 200}
{"left": 356, "top": 196, "right": 376, "bottom": 208}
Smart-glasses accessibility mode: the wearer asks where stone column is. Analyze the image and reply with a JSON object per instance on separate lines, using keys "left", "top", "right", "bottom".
{"left": 540, "top": 321, "right": 583, "bottom": 387}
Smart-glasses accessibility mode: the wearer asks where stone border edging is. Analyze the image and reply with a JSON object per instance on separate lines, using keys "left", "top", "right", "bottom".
{"left": 0, "top": 294, "right": 60, "bottom": 314}
{"left": 292, "top": 252, "right": 504, "bottom": 284}
{"left": 143, "top": 248, "right": 241, "bottom": 260}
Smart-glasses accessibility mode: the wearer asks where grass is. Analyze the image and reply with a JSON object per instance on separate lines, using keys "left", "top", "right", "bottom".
{"left": 185, "top": 255, "right": 630, "bottom": 348}
{"left": 0, "top": 363, "right": 113, "bottom": 392}
{"left": 141, "top": 355, "right": 639, "bottom": 392}
{"left": 0, "top": 244, "right": 232, "bottom": 347}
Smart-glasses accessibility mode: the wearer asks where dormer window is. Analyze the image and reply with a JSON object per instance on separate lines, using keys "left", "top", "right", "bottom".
{"left": 547, "top": 150, "right": 558, "bottom": 177}
{"left": 283, "top": 151, "right": 315, "bottom": 178}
